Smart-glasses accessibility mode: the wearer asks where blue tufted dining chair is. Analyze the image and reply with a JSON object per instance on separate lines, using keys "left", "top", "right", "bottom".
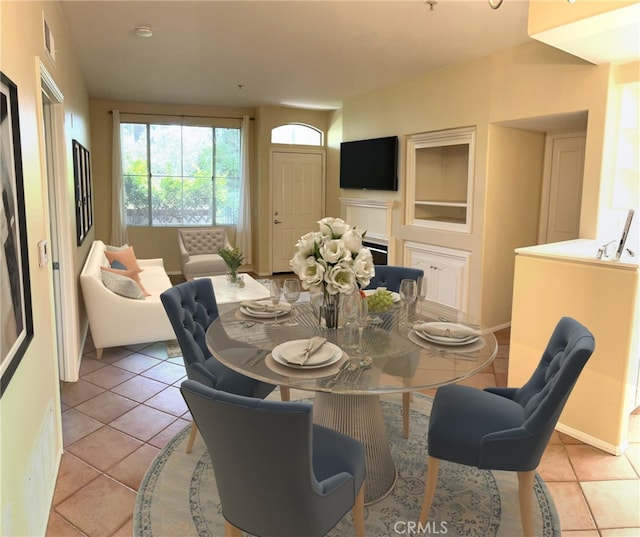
{"left": 365, "top": 264, "right": 424, "bottom": 295}
{"left": 160, "top": 279, "right": 276, "bottom": 452}
{"left": 419, "top": 316, "right": 595, "bottom": 537}
{"left": 366, "top": 265, "right": 424, "bottom": 438}
{"left": 180, "top": 379, "right": 366, "bottom": 537}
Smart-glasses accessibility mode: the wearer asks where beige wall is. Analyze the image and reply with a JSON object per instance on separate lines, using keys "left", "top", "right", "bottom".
{"left": 253, "top": 105, "right": 331, "bottom": 275}
{"left": 482, "top": 126, "right": 546, "bottom": 328}
{"left": 89, "top": 101, "right": 333, "bottom": 276}
{"left": 339, "top": 40, "right": 613, "bottom": 326}
{"left": 1, "top": 1, "right": 91, "bottom": 535}
{"left": 88, "top": 99, "right": 253, "bottom": 271}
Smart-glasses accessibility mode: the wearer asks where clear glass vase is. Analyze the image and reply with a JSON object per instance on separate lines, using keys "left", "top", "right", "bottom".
{"left": 226, "top": 270, "right": 239, "bottom": 286}
{"left": 322, "top": 290, "right": 340, "bottom": 329}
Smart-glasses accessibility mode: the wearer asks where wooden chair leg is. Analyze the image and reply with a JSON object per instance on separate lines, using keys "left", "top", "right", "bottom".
{"left": 517, "top": 469, "right": 536, "bottom": 537}
{"left": 185, "top": 421, "right": 198, "bottom": 454}
{"left": 402, "top": 392, "right": 411, "bottom": 438}
{"left": 419, "top": 455, "right": 441, "bottom": 525}
{"left": 280, "top": 385, "right": 290, "bottom": 401}
{"left": 352, "top": 484, "right": 366, "bottom": 537}
{"left": 96, "top": 348, "right": 103, "bottom": 360}
{"left": 224, "top": 519, "right": 242, "bottom": 537}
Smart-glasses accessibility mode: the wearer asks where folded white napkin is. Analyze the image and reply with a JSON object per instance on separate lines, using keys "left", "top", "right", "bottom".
{"left": 241, "top": 300, "right": 291, "bottom": 313}
{"left": 413, "top": 322, "right": 480, "bottom": 339}
{"left": 286, "top": 336, "right": 327, "bottom": 365}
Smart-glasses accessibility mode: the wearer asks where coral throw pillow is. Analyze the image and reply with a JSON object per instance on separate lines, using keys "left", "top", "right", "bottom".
{"left": 105, "top": 246, "right": 142, "bottom": 272}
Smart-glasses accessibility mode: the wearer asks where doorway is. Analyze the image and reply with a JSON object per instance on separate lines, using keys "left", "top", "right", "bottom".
{"left": 271, "top": 150, "right": 324, "bottom": 273}
{"left": 539, "top": 133, "right": 586, "bottom": 244}
{"left": 40, "top": 64, "right": 80, "bottom": 381}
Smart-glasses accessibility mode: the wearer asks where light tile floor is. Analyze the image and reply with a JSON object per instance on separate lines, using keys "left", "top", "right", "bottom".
{"left": 47, "top": 327, "right": 640, "bottom": 536}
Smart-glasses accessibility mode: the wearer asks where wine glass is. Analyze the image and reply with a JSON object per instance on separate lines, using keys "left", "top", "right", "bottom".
{"left": 282, "top": 278, "right": 301, "bottom": 325}
{"left": 399, "top": 278, "right": 418, "bottom": 328}
{"left": 282, "top": 278, "right": 301, "bottom": 308}
{"left": 270, "top": 280, "right": 282, "bottom": 323}
{"left": 417, "top": 278, "right": 428, "bottom": 316}
{"left": 341, "top": 290, "right": 360, "bottom": 349}
{"left": 354, "top": 294, "right": 369, "bottom": 354}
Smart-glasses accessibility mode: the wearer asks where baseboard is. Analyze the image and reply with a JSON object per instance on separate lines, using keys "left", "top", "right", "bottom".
{"left": 555, "top": 422, "right": 627, "bottom": 455}
{"left": 486, "top": 321, "right": 511, "bottom": 333}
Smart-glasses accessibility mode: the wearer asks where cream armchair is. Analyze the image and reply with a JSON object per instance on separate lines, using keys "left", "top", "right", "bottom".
{"left": 178, "top": 227, "right": 231, "bottom": 280}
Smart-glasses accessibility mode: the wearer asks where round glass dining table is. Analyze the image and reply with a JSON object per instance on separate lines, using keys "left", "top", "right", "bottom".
{"left": 206, "top": 299, "right": 497, "bottom": 504}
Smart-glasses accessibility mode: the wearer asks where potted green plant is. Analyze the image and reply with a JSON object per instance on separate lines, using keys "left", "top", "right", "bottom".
{"left": 218, "top": 247, "right": 244, "bottom": 285}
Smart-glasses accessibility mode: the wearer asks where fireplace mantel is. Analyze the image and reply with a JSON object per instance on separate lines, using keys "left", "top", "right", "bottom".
{"left": 340, "top": 198, "right": 396, "bottom": 245}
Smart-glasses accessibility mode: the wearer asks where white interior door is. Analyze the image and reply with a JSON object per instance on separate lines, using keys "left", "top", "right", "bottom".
{"left": 540, "top": 134, "right": 586, "bottom": 244}
{"left": 271, "top": 151, "right": 324, "bottom": 273}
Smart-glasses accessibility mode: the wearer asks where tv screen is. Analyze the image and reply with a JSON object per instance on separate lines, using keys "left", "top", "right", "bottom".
{"left": 340, "top": 136, "right": 398, "bottom": 191}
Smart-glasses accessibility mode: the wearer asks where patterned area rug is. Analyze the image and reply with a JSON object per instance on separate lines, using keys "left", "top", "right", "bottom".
{"left": 165, "top": 340, "right": 182, "bottom": 358}
{"left": 134, "top": 394, "right": 560, "bottom": 537}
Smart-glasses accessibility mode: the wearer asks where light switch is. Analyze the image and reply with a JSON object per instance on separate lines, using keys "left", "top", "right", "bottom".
{"left": 38, "top": 240, "right": 49, "bottom": 267}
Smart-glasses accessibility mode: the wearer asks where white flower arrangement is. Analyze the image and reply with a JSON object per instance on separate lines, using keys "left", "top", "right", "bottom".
{"left": 290, "top": 217, "right": 375, "bottom": 295}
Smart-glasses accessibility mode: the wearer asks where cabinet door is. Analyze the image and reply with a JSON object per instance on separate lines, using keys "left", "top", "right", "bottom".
{"left": 427, "top": 258, "right": 465, "bottom": 309}
{"left": 405, "top": 242, "right": 470, "bottom": 311}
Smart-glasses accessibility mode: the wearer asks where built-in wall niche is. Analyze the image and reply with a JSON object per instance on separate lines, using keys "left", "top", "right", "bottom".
{"left": 405, "top": 127, "right": 475, "bottom": 232}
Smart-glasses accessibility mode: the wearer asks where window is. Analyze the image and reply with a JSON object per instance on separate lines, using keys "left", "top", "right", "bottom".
{"left": 271, "top": 124, "right": 323, "bottom": 145}
{"left": 120, "top": 123, "right": 240, "bottom": 226}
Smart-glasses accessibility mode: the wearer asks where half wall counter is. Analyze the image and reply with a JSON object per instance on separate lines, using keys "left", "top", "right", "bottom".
{"left": 510, "top": 239, "right": 639, "bottom": 455}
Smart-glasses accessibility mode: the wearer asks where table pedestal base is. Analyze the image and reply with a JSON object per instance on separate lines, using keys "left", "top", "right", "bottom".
{"left": 313, "top": 393, "right": 397, "bottom": 504}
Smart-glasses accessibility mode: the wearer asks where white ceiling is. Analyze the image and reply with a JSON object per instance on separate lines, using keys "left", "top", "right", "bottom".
{"left": 58, "top": 0, "right": 533, "bottom": 110}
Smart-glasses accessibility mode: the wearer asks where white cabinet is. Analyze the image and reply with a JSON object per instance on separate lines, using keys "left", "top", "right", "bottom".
{"left": 405, "top": 127, "right": 475, "bottom": 232}
{"left": 404, "top": 242, "right": 470, "bottom": 311}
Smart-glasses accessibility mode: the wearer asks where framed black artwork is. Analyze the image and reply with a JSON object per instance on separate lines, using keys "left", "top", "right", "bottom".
{"left": 72, "top": 139, "right": 93, "bottom": 245}
{"left": 1, "top": 72, "right": 33, "bottom": 397}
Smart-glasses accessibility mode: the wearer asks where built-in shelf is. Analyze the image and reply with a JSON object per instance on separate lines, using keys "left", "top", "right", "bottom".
{"left": 405, "top": 127, "right": 475, "bottom": 232}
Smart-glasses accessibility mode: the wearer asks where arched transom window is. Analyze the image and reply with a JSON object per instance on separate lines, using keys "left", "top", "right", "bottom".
{"left": 271, "top": 124, "right": 323, "bottom": 146}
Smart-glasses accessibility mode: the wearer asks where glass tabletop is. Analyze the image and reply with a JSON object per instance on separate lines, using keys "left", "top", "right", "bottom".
{"left": 205, "top": 300, "right": 497, "bottom": 395}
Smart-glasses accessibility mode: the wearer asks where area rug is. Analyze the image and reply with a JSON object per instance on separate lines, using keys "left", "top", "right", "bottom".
{"left": 165, "top": 339, "right": 182, "bottom": 358}
{"left": 134, "top": 394, "right": 560, "bottom": 537}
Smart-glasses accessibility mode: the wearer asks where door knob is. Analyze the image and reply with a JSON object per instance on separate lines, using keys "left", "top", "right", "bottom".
{"left": 274, "top": 219, "right": 282, "bottom": 224}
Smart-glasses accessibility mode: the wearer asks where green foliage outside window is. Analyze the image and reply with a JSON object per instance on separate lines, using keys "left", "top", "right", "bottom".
{"left": 120, "top": 123, "right": 241, "bottom": 226}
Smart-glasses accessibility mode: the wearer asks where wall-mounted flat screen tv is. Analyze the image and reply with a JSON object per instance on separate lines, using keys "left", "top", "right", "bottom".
{"left": 340, "top": 136, "right": 398, "bottom": 191}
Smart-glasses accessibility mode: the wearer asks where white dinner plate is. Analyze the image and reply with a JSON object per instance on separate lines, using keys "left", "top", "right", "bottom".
{"left": 414, "top": 321, "right": 479, "bottom": 338}
{"left": 272, "top": 340, "right": 342, "bottom": 369}
{"left": 413, "top": 329, "right": 479, "bottom": 347}
{"left": 364, "top": 288, "right": 401, "bottom": 302}
{"left": 408, "top": 331, "right": 484, "bottom": 357}
{"left": 240, "top": 303, "right": 290, "bottom": 318}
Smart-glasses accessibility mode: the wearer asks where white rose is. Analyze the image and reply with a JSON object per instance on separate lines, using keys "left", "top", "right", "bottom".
{"left": 325, "top": 263, "right": 356, "bottom": 294}
{"left": 289, "top": 251, "right": 309, "bottom": 277}
{"left": 318, "top": 217, "right": 350, "bottom": 239}
{"left": 295, "top": 231, "right": 321, "bottom": 257}
{"left": 319, "top": 239, "right": 350, "bottom": 264}
{"left": 342, "top": 228, "right": 364, "bottom": 255}
{"left": 297, "top": 257, "right": 326, "bottom": 289}
{"left": 352, "top": 248, "right": 375, "bottom": 287}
